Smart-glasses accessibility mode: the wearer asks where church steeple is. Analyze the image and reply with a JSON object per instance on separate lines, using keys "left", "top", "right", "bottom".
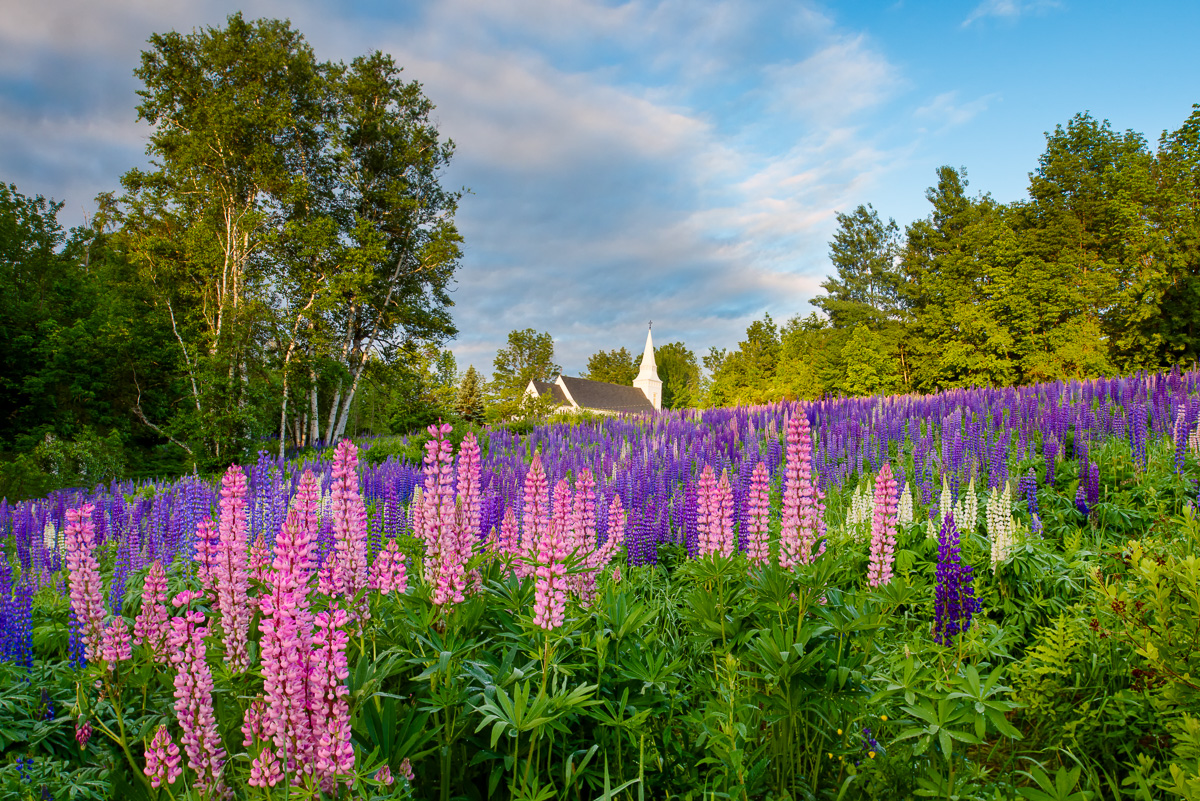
{"left": 633, "top": 323, "right": 662, "bottom": 411}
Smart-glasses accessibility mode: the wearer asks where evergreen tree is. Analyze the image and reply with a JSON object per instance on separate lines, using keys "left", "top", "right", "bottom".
{"left": 456, "top": 365, "right": 486, "bottom": 423}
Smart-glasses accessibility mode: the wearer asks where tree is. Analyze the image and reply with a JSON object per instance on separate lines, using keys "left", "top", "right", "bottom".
{"left": 656, "top": 342, "right": 701, "bottom": 409}
{"left": 839, "top": 323, "right": 900, "bottom": 397}
{"left": 456, "top": 365, "right": 486, "bottom": 423}
{"left": 811, "top": 204, "right": 903, "bottom": 329}
{"left": 490, "top": 329, "right": 560, "bottom": 417}
{"left": 705, "top": 315, "right": 782, "bottom": 406}
{"left": 585, "top": 347, "right": 638, "bottom": 385}
{"left": 118, "top": 14, "right": 462, "bottom": 463}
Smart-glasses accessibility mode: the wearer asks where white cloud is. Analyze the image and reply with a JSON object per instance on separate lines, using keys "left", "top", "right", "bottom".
{"left": 763, "top": 35, "right": 903, "bottom": 126}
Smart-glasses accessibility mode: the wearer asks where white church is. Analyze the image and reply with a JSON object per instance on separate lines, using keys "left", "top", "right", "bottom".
{"left": 524, "top": 326, "right": 662, "bottom": 414}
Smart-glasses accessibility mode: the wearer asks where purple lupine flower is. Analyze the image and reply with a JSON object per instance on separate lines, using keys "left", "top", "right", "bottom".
{"left": 1087, "top": 462, "right": 1100, "bottom": 508}
{"left": 1074, "top": 482, "right": 1089, "bottom": 517}
{"left": 933, "top": 514, "right": 980, "bottom": 645}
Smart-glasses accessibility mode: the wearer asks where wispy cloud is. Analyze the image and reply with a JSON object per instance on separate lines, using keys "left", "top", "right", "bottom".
{"left": 963, "top": 0, "right": 1062, "bottom": 27}
{"left": 915, "top": 91, "right": 1000, "bottom": 130}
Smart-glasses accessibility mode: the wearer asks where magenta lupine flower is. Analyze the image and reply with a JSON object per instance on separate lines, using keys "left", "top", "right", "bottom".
{"left": 866, "top": 462, "right": 899, "bottom": 588}
{"left": 249, "top": 747, "right": 285, "bottom": 788}
{"left": 744, "top": 461, "right": 771, "bottom": 566}
{"left": 168, "top": 598, "right": 226, "bottom": 793}
{"left": 134, "top": 561, "right": 171, "bottom": 663}
{"left": 330, "top": 440, "right": 370, "bottom": 616}
{"left": 64, "top": 504, "right": 105, "bottom": 664}
{"left": 310, "top": 609, "right": 355, "bottom": 788}
{"left": 421, "top": 424, "right": 464, "bottom": 606}
{"left": 696, "top": 465, "right": 719, "bottom": 557}
{"left": 375, "top": 764, "right": 395, "bottom": 785}
{"left": 532, "top": 477, "right": 570, "bottom": 630}
{"left": 779, "top": 411, "right": 824, "bottom": 569}
{"left": 75, "top": 719, "right": 92, "bottom": 749}
{"left": 369, "top": 536, "right": 409, "bottom": 595}
{"left": 214, "top": 465, "right": 252, "bottom": 672}
{"left": 715, "top": 469, "right": 735, "bottom": 557}
{"left": 143, "top": 725, "right": 183, "bottom": 788}
{"left": 399, "top": 757, "right": 415, "bottom": 781}
{"left": 100, "top": 616, "right": 132, "bottom": 670}
{"left": 259, "top": 471, "right": 320, "bottom": 779}
{"left": 518, "top": 454, "right": 551, "bottom": 581}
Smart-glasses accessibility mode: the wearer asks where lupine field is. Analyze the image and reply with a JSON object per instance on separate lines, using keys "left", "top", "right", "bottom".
{"left": 3, "top": 371, "right": 1200, "bottom": 800}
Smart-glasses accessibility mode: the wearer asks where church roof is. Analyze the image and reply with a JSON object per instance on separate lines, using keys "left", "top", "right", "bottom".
{"left": 530, "top": 380, "right": 569, "bottom": 406}
{"left": 558, "top": 376, "right": 655, "bottom": 414}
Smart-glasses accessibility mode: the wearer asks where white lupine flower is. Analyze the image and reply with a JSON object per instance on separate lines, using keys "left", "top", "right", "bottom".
{"left": 43, "top": 521, "right": 63, "bottom": 556}
{"left": 897, "top": 482, "right": 914, "bottom": 525}
{"left": 987, "top": 482, "right": 1017, "bottom": 571}
{"left": 847, "top": 479, "right": 874, "bottom": 541}
{"left": 1189, "top": 422, "right": 1200, "bottom": 457}
{"left": 938, "top": 479, "right": 951, "bottom": 522}
{"left": 955, "top": 477, "right": 978, "bottom": 534}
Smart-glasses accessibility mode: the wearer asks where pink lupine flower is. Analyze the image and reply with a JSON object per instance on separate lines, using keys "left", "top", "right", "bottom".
{"left": 250, "top": 531, "right": 272, "bottom": 588}
{"left": 214, "top": 465, "right": 252, "bottom": 672}
{"left": 866, "top": 463, "right": 899, "bottom": 588}
{"left": 134, "top": 561, "right": 171, "bottom": 663}
{"left": 456, "top": 432, "right": 483, "bottom": 565}
{"left": 143, "top": 725, "right": 182, "bottom": 788}
{"left": 517, "top": 455, "right": 551, "bottom": 581}
{"left": 369, "top": 536, "right": 409, "bottom": 595}
{"left": 64, "top": 504, "right": 106, "bottom": 664}
{"left": 242, "top": 698, "right": 268, "bottom": 747}
{"left": 375, "top": 764, "right": 395, "bottom": 785}
{"left": 744, "top": 461, "right": 771, "bottom": 566}
{"left": 310, "top": 609, "right": 355, "bottom": 788}
{"left": 167, "top": 600, "right": 226, "bottom": 793}
{"left": 258, "top": 471, "right": 320, "bottom": 779}
{"left": 696, "top": 466, "right": 719, "bottom": 557}
{"left": 611, "top": 565, "right": 622, "bottom": 583}
{"left": 421, "top": 424, "right": 464, "bottom": 606}
{"left": 399, "top": 757, "right": 415, "bottom": 781}
{"left": 532, "top": 478, "right": 570, "bottom": 630}
{"left": 606, "top": 495, "right": 626, "bottom": 554}
{"left": 715, "top": 469, "right": 735, "bottom": 557}
{"left": 100, "top": 616, "right": 132, "bottom": 670}
{"left": 779, "top": 410, "right": 825, "bottom": 569}
{"left": 249, "top": 747, "right": 285, "bottom": 788}
{"left": 498, "top": 507, "right": 520, "bottom": 560}
{"left": 330, "top": 440, "right": 370, "bottom": 616}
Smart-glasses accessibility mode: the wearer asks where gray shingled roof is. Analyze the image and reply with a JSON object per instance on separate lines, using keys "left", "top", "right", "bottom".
{"left": 558, "top": 376, "right": 654, "bottom": 414}
{"left": 530, "top": 380, "right": 570, "bottom": 406}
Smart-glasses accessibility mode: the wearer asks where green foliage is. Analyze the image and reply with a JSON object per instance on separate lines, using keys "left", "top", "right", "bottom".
{"left": 585, "top": 347, "right": 638, "bottom": 386}
{"left": 491, "top": 329, "right": 561, "bottom": 419}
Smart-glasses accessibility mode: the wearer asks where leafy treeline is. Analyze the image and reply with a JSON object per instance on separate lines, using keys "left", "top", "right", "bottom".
{"left": 705, "top": 108, "right": 1200, "bottom": 403}
{"left": 0, "top": 14, "right": 464, "bottom": 495}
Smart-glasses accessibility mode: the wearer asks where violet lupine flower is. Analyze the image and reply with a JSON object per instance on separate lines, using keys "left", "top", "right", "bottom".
{"left": 779, "top": 411, "right": 824, "bottom": 569}
{"left": 100, "top": 616, "right": 132, "bottom": 670}
{"left": 192, "top": 518, "right": 220, "bottom": 597}
{"left": 330, "top": 440, "right": 371, "bottom": 616}
{"left": 310, "top": 608, "right": 355, "bottom": 789}
{"left": 933, "top": 514, "right": 980, "bottom": 645}
{"left": 143, "top": 725, "right": 183, "bottom": 788}
{"left": 1174, "top": 406, "right": 1189, "bottom": 473}
{"left": 422, "top": 424, "right": 465, "bottom": 606}
{"left": 1019, "top": 468, "right": 1039, "bottom": 520}
{"left": 213, "top": 465, "right": 253, "bottom": 673}
{"left": 532, "top": 482, "right": 570, "bottom": 631}
{"left": 1075, "top": 482, "right": 1089, "bottom": 517}
{"left": 168, "top": 595, "right": 226, "bottom": 794}
{"left": 866, "top": 463, "right": 899, "bottom": 588}
{"left": 743, "top": 461, "right": 771, "bottom": 566}
{"left": 64, "top": 504, "right": 106, "bottom": 664}
{"left": 133, "top": 561, "right": 170, "bottom": 663}
{"left": 370, "top": 536, "right": 409, "bottom": 595}
{"left": 1087, "top": 463, "right": 1100, "bottom": 508}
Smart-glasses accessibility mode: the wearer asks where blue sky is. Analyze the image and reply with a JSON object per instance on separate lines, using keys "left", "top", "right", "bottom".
{"left": 3, "top": 0, "right": 1198, "bottom": 378}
